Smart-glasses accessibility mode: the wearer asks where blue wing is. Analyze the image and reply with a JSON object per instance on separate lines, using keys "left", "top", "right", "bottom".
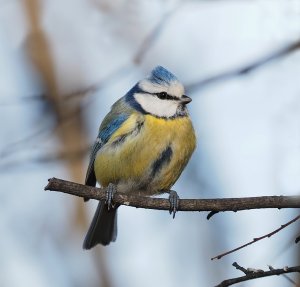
{"left": 85, "top": 113, "right": 129, "bottom": 187}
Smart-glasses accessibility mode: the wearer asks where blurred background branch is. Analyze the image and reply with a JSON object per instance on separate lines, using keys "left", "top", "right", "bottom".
{"left": 186, "top": 38, "right": 300, "bottom": 93}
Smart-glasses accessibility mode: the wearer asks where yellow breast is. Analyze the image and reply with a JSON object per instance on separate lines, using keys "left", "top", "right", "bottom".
{"left": 94, "top": 113, "right": 196, "bottom": 194}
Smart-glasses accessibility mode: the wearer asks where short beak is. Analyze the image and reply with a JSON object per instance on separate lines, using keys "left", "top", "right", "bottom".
{"left": 180, "top": 95, "right": 192, "bottom": 104}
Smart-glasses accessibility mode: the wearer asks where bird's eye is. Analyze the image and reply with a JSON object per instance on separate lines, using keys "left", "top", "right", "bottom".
{"left": 157, "top": 92, "right": 168, "bottom": 99}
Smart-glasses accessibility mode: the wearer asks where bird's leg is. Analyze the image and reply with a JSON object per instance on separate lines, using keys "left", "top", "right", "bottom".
{"left": 168, "top": 190, "right": 180, "bottom": 218}
{"left": 106, "top": 183, "right": 117, "bottom": 210}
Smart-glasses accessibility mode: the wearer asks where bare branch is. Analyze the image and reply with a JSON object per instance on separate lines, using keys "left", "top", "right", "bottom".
{"left": 268, "top": 265, "right": 297, "bottom": 286}
{"left": 186, "top": 38, "right": 300, "bottom": 93}
{"left": 45, "top": 178, "right": 300, "bottom": 212}
{"left": 215, "top": 263, "right": 300, "bottom": 287}
{"left": 232, "top": 262, "right": 252, "bottom": 275}
{"left": 211, "top": 214, "right": 300, "bottom": 260}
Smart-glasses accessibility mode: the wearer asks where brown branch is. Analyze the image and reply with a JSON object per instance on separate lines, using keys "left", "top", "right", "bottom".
{"left": 232, "top": 262, "right": 252, "bottom": 275}
{"left": 45, "top": 178, "right": 300, "bottom": 212}
{"left": 186, "top": 38, "right": 300, "bottom": 93}
{"left": 215, "top": 263, "right": 300, "bottom": 287}
{"left": 268, "top": 265, "right": 297, "bottom": 285}
{"left": 211, "top": 214, "right": 300, "bottom": 260}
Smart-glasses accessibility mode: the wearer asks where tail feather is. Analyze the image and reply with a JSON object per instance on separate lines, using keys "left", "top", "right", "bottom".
{"left": 83, "top": 201, "right": 118, "bottom": 249}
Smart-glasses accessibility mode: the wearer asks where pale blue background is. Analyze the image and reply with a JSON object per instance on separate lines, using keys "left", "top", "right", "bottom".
{"left": 0, "top": 1, "right": 300, "bottom": 286}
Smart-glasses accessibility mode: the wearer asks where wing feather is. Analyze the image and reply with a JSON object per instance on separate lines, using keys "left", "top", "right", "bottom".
{"left": 85, "top": 115, "right": 129, "bottom": 186}
{"left": 85, "top": 98, "right": 133, "bottom": 186}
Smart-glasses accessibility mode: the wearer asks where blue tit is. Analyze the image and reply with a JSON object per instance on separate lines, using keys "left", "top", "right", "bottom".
{"left": 83, "top": 66, "right": 196, "bottom": 249}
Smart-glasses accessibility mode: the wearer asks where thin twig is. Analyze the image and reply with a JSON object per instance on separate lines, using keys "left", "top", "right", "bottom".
{"left": 232, "top": 262, "right": 251, "bottom": 275}
{"left": 45, "top": 178, "right": 300, "bottom": 212}
{"left": 211, "top": 214, "right": 300, "bottom": 260}
{"left": 215, "top": 264, "right": 300, "bottom": 287}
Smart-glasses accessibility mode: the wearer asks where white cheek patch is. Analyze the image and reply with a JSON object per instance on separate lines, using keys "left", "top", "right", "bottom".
{"left": 134, "top": 93, "right": 178, "bottom": 117}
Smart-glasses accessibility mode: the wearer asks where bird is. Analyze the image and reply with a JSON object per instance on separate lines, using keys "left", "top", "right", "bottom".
{"left": 83, "top": 66, "right": 196, "bottom": 249}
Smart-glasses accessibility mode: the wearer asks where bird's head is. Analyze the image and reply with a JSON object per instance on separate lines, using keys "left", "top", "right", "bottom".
{"left": 128, "top": 66, "right": 191, "bottom": 118}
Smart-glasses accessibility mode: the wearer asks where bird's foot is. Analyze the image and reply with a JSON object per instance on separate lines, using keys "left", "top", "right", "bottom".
{"left": 106, "top": 183, "right": 117, "bottom": 210}
{"left": 168, "top": 190, "right": 179, "bottom": 219}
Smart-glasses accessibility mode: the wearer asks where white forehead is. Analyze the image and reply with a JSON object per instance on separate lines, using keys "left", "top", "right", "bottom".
{"left": 138, "top": 79, "right": 185, "bottom": 97}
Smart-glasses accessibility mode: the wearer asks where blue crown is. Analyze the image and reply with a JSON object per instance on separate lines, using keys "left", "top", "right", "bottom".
{"left": 148, "top": 66, "right": 178, "bottom": 85}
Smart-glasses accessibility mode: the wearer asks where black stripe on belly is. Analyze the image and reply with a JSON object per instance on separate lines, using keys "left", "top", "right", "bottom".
{"left": 151, "top": 146, "right": 173, "bottom": 176}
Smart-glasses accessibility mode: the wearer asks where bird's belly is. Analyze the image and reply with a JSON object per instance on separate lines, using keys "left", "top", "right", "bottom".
{"left": 94, "top": 115, "right": 196, "bottom": 195}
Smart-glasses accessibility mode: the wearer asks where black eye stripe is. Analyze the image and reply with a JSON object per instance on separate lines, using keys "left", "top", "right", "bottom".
{"left": 156, "top": 92, "right": 177, "bottom": 101}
